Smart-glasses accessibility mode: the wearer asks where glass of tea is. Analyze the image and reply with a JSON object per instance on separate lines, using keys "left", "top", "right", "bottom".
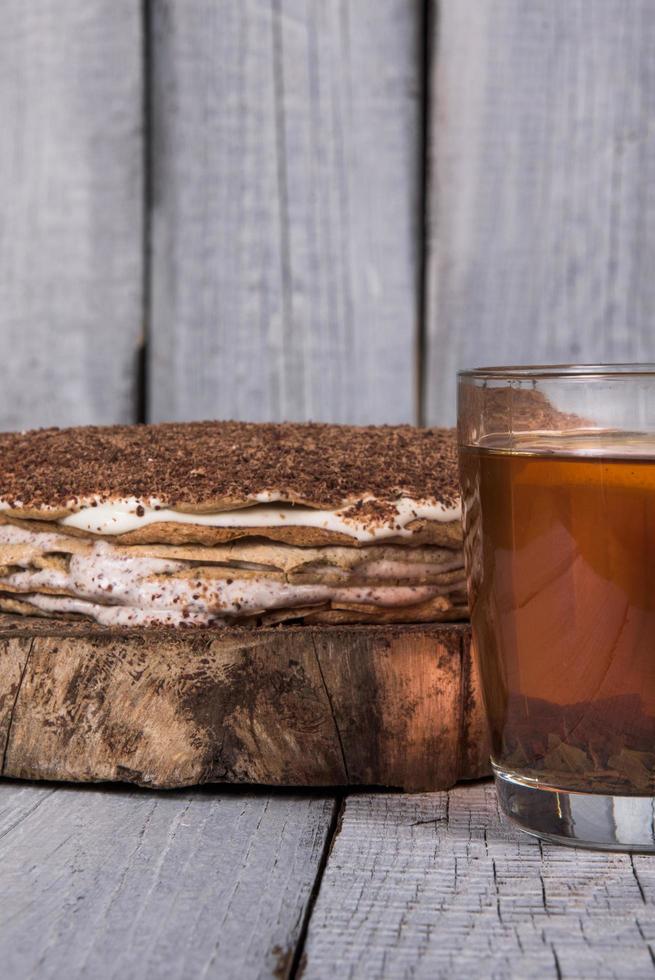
{"left": 458, "top": 365, "right": 655, "bottom": 850}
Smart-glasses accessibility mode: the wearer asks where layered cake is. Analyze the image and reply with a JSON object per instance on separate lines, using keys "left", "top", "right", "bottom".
{"left": 0, "top": 421, "right": 465, "bottom": 626}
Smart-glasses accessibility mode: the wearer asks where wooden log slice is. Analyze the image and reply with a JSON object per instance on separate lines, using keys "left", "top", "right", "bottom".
{"left": 0, "top": 616, "right": 489, "bottom": 792}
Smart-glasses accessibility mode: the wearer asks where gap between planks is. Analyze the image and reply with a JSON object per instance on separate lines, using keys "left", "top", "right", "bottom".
{"left": 286, "top": 793, "right": 346, "bottom": 980}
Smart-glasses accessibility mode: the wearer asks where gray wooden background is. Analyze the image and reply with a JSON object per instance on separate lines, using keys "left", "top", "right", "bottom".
{"left": 2, "top": 0, "right": 654, "bottom": 432}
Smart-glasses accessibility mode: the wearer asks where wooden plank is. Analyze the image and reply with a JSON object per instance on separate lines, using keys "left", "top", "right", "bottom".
{"left": 0, "top": 1, "right": 143, "bottom": 430}
{"left": 425, "top": 0, "right": 655, "bottom": 425}
{"left": 302, "top": 782, "right": 655, "bottom": 979}
{"left": 0, "top": 619, "right": 488, "bottom": 792}
{"left": 150, "top": 0, "right": 422, "bottom": 424}
{"left": 0, "top": 781, "right": 335, "bottom": 980}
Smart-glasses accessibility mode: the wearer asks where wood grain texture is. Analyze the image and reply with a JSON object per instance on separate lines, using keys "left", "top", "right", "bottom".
{"left": 0, "top": 780, "right": 336, "bottom": 980}
{"left": 0, "top": 638, "right": 32, "bottom": 764}
{"left": 0, "top": 619, "right": 488, "bottom": 792}
{"left": 149, "top": 0, "right": 422, "bottom": 424}
{"left": 303, "top": 781, "right": 655, "bottom": 979}
{"left": 425, "top": 0, "right": 655, "bottom": 425}
{"left": 311, "top": 624, "right": 487, "bottom": 789}
{"left": 0, "top": 1, "right": 143, "bottom": 430}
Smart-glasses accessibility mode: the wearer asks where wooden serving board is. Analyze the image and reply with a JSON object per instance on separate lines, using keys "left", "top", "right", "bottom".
{"left": 0, "top": 616, "right": 489, "bottom": 792}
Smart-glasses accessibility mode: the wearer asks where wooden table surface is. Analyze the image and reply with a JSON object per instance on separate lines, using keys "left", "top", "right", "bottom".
{"left": 2, "top": 779, "right": 655, "bottom": 979}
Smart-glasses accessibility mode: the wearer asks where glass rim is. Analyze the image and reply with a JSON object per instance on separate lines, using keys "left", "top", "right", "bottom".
{"left": 458, "top": 363, "right": 655, "bottom": 381}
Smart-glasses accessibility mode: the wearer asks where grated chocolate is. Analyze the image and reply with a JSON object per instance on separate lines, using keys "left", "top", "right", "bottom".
{"left": 0, "top": 420, "right": 459, "bottom": 512}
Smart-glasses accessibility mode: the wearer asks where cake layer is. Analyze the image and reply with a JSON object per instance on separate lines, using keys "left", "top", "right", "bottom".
{"left": 0, "top": 524, "right": 467, "bottom": 627}
{"left": 0, "top": 419, "right": 458, "bottom": 520}
{"left": 0, "top": 427, "right": 462, "bottom": 546}
{"left": 0, "top": 421, "right": 465, "bottom": 626}
{"left": 57, "top": 495, "right": 458, "bottom": 539}
{"left": 0, "top": 512, "right": 461, "bottom": 549}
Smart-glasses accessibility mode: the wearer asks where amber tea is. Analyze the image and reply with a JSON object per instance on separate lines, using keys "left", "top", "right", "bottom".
{"left": 460, "top": 432, "right": 655, "bottom": 798}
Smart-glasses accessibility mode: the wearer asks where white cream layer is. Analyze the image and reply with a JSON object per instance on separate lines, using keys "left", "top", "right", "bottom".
{"left": 51, "top": 494, "right": 461, "bottom": 541}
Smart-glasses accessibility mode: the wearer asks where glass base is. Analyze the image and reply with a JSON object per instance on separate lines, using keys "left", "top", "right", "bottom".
{"left": 495, "top": 767, "right": 655, "bottom": 852}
